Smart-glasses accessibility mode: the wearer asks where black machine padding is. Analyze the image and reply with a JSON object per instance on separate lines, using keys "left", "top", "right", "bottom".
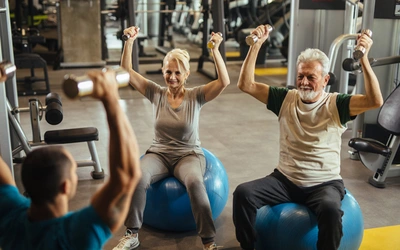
{"left": 348, "top": 138, "right": 391, "bottom": 156}
{"left": 377, "top": 85, "right": 400, "bottom": 136}
{"left": 44, "top": 127, "right": 99, "bottom": 144}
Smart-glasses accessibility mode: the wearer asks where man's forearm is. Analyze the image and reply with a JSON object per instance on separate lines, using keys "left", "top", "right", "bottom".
{"left": 238, "top": 44, "right": 262, "bottom": 89}
{"left": 361, "top": 58, "right": 383, "bottom": 108}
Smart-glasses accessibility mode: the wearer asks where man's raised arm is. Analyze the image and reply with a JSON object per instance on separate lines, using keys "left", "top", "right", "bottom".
{"left": 87, "top": 69, "right": 142, "bottom": 233}
{"left": 349, "top": 32, "right": 384, "bottom": 116}
{"left": 237, "top": 25, "right": 273, "bottom": 105}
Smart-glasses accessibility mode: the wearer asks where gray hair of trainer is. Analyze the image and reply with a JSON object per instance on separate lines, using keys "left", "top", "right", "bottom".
{"left": 163, "top": 48, "right": 191, "bottom": 74}
{"left": 296, "top": 48, "right": 330, "bottom": 77}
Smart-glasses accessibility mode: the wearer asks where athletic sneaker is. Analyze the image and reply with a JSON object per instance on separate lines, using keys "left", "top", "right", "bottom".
{"left": 113, "top": 229, "right": 140, "bottom": 250}
{"left": 203, "top": 243, "right": 220, "bottom": 250}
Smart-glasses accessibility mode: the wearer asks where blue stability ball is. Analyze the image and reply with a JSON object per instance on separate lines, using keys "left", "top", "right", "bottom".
{"left": 143, "top": 148, "right": 229, "bottom": 231}
{"left": 254, "top": 191, "right": 364, "bottom": 250}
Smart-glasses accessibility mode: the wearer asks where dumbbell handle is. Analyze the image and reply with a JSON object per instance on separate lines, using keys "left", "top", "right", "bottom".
{"left": 63, "top": 66, "right": 130, "bottom": 99}
{"left": 121, "top": 34, "right": 130, "bottom": 41}
{"left": 353, "top": 29, "right": 373, "bottom": 60}
{"left": 246, "top": 25, "right": 274, "bottom": 46}
{"left": 121, "top": 27, "right": 141, "bottom": 41}
{"left": 0, "top": 61, "right": 16, "bottom": 80}
{"left": 207, "top": 32, "right": 223, "bottom": 49}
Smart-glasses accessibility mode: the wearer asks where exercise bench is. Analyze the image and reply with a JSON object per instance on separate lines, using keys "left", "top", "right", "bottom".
{"left": 8, "top": 93, "right": 104, "bottom": 179}
{"left": 348, "top": 84, "right": 400, "bottom": 188}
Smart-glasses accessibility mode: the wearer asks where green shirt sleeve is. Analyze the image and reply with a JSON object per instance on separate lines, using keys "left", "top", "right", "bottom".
{"left": 267, "top": 86, "right": 289, "bottom": 116}
{"left": 267, "top": 87, "right": 354, "bottom": 125}
{"left": 336, "top": 93, "right": 355, "bottom": 125}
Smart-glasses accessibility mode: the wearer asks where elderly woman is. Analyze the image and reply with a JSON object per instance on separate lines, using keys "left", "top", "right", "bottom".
{"left": 113, "top": 26, "right": 230, "bottom": 250}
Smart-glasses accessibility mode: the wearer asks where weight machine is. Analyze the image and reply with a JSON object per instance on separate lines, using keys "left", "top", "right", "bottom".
{"left": 348, "top": 56, "right": 400, "bottom": 188}
{"left": 12, "top": 26, "right": 51, "bottom": 96}
{"left": 6, "top": 82, "right": 105, "bottom": 179}
{"left": 1, "top": 1, "right": 105, "bottom": 180}
{"left": 1, "top": 0, "right": 19, "bottom": 171}
{"left": 321, "top": 0, "right": 400, "bottom": 187}
{"left": 196, "top": 0, "right": 226, "bottom": 79}
{"left": 123, "top": 0, "right": 226, "bottom": 79}
{"left": 346, "top": 0, "right": 400, "bottom": 187}
{"left": 286, "top": 0, "right": 350, "bottom": 88}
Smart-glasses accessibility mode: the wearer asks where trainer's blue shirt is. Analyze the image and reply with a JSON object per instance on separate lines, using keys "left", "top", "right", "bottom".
{"left": 0, "top": 184, "right": 112, "bottom": 250}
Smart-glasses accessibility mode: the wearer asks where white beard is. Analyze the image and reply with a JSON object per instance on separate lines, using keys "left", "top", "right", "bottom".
{"left": 298, "top": 89, "right": 321, "bottom": 102}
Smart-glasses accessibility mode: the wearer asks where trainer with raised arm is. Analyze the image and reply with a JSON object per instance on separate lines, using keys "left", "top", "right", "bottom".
{"left": 233, "top": 25, "right": 383, "bottom": 250}
{"left": 0, "top": 68, "right": 142, "bottom": 250}
{"left": 114, "top": 26, "right": 230, "bottom": 250}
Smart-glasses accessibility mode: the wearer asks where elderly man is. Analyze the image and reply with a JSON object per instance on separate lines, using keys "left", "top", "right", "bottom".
{"left": 233, "top": 25, "right": 383, "bottom": 250}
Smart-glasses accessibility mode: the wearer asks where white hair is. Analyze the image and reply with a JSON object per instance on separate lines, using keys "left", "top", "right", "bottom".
{"left": 296, "top": 48, "right": 330, "bottom": 76}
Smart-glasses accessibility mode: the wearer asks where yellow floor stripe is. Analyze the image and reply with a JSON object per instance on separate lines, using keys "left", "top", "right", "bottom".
{"left": 226, "top": 51, "right": 240, "bottom": 58}
{"left": 360, "top": 225, "right": 400, "bottom": 250}
{"left": 255, "top": 67, "right": 288, "bottom": 76}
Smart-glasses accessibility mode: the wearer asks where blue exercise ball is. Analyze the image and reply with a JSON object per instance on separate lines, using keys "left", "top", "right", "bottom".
{"left": 143, "top": 148, "right": 229, "bottom": 231}
{"left": 254, "top": 191, "right": 364, "bottom": 250}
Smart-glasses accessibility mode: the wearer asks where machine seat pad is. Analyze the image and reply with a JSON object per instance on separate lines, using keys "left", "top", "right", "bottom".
{"left": 348, "top": 138, "right": 391, "bottom": 156}
{"left": 44, "top": 127, "right": 99, "bottom": 144}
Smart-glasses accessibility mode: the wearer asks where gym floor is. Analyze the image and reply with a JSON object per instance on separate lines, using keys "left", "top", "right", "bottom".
{"left": 11, "top": 37, "right": 400, "bottom": 249}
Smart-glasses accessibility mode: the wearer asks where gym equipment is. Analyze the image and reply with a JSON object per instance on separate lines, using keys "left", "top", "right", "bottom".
{"left": 353, "top": 29, "right": 372, "bottom": 60}
{"left": 120, "top": 0, "right": 226, "bottom": 77}
{"left": 121, "top": 34, "right": 130, "bottom": 41}
{"left": 44, "top": 92, "right": 63, "bottom": 125}
{"left": 286, "top": 0, "right": 350, "bottom": 89}
{"left": 143, "top": 148, "right": 229, "bottom": 232}
{"left": 8, "top": 90, "right": 104, "bottom": 179}
{"left": 12, "top": 27, "right": 51, "bottom": 96}
{"left": 343, "top": 55, "right": 400, "bottom": 73}
{"left": 347, "top": 0, "right": 400, "bottom": 175}
{"left": 59, "top": 0, "right": 105, "bottom": 68}
{"left": 150, "top": 1, "right": 205, "bottom": 56}
{"left": 348, "top": 83, "right": 400, "bottom": 188}
{"left": 206, "top": 32, "right": 222, "bottom": 49}
{"left": 171, "top": 0, "right": 196, "bottom": 36}
{"left": 245, "top": 24, "right": 273, "bottom": 46}
{"left": 254, "top": 191, "right": 364, "bottom": 250}
{"left": 233, "top": 0, "right": 290, "bottom": 58}
{"left": 196, "top": 0, "right": 226, "bottom": 79}
{"left": 155, "top": 0, "right": 177, "bottom": 54}
{"left": 14, "top": 53, "right": 51, "bottom": 96}
{"left": 11, "top": 0, "right": 63, "bottom": 69}
{"left": 0, "top": 0, "right": 18, "bottom": 171}
{"left": 62, "top": 66, "right": 130, "bottom": 99}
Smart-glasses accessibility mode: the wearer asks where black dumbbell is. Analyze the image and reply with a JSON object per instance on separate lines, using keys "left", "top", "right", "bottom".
{"left": 45, "top": 92, "right": 63, "bottom": 125}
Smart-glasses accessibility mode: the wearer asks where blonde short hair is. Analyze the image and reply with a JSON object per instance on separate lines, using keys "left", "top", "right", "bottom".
{"left": 162, "top": 48, "right": 190, "bottom": 74}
